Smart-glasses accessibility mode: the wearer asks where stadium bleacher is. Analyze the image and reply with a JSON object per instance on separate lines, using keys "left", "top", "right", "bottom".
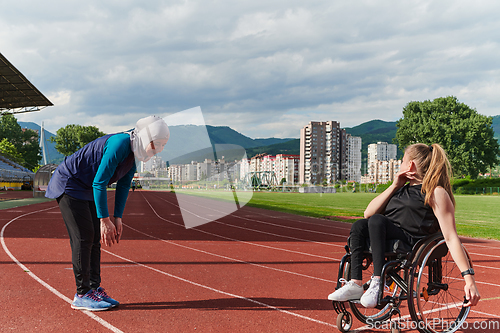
{"left": 1, "top": 52, "right": 52, "bottom": 190}
{"left": 0, "top": 154, "right": 34, "bottom": 189}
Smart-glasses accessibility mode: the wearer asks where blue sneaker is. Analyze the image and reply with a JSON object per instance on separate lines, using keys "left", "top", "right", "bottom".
{"left": 94, "top": 287, "right": 120, "bottom": 307}
{"left": 71, "top": 290, "right": 113, "bottom": 311}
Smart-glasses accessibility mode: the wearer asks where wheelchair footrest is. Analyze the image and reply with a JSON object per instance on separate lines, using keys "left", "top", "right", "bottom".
{"left": 332, "top": 300, "right": 349, "bottom": 315}
{"left": 346, "top": 296, "right": 399, "bottom": 310}
{"left": 378, "top": 296, "right": 397, "bottom": 309}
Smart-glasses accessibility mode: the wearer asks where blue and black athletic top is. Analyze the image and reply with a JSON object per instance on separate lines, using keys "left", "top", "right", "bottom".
{"left": 45, "top": 133, "right": 136, "bottom": 218}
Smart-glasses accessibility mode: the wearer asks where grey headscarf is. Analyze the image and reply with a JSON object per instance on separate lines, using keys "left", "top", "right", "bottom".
{"left": 129, "top": 115, "right": 170, "bottom": 162}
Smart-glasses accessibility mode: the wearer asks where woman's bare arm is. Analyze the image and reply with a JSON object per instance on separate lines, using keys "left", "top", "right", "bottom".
{"left": 431, "top": 187, "right": 480, "bottom": 307}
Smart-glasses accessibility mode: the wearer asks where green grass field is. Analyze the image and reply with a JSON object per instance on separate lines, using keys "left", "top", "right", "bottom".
{"left": 245, "top": 192, "right": 500, "bottom": 240}
{"left": 3, "top": 189, "right": 497, "bottom": 240}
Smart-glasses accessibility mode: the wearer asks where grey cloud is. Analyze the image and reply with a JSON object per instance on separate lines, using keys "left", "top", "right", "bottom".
{"left": 5, "top": 0, "right": 500, "bottom": 137}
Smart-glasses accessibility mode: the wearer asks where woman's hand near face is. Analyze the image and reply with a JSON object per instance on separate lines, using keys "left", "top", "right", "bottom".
{"left": 393, "top": 168, "right": 416, "bottom": 189}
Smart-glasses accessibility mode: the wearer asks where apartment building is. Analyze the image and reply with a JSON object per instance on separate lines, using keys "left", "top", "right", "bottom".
{"left": 368, "top": 142, "right": 397, "bottom": 165}
{"left": 140, "top": 155, "right": 166, "bottom": 173}
{"left": 245, "top": 154, "right": 300, "bottom": 185}
{"left": 346, "top": 134, "right": 362, "bottom": 183}
{"left": 167, "top": 162, "right": 197, "bottom": 183}
{"left": 239, "top": 158, "right": 251, "bottom": 181}
{"left": 167, "top": 158, "right": 241, "bottom": 184}
{"left": 197, "top": 159, "right": 215, "bottom": 181}
{"left": 371, "top": 159, "right": 402, "bottom": 184}
{"left": 367, "top": 142, "right": 399, "bottom": 183}
{"left": 299, "top": 121, "right": 361, "bottom": 184}
{"left": 274, "top": 154, "right": 300, "bottom": 184}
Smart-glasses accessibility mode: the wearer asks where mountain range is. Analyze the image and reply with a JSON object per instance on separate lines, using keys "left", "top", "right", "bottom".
{"left": 19, "top": 116, "right": 500, "bottom": 165}
{"left": 18, "top": 122, "right": 297, "bottom": 164}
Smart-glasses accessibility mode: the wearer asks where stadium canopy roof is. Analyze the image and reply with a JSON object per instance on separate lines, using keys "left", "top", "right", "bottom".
{"left": 0, "top": 52, "right": 53, "bottom": 114}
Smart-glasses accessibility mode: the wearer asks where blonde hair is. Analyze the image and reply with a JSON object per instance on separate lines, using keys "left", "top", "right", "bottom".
{"left": 404, "top": 143, "right": 455, "bottom": 207}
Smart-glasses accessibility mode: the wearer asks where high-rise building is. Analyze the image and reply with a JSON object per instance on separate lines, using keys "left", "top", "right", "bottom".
{"left": 346, "top": 134, "right": 362, "bottom": 182}
{"left": 141, "top": 155, "right": 164, "bottom": 173}
{"left": 197, "top": 159, "right": 214, "bottom": 181}
{"left": 274, "top": 154, "right": 300, "bottom": 185}
{"left": 299, "top": 121, "right": 358, "bottom": 185}
{"left": 239, "top": 158, "right": 250, "bottom": 181}
{"left": 371, "top": 159, "right": 402, "bottom": 184}
{"left": 368, "top": 142, "right": 397, "bottom": 165}
{"left": 367, "top": 142, "right": 398, "bottom": 183}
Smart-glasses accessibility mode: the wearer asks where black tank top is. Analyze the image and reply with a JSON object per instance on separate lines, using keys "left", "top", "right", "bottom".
{"left": 384, "top": 184, "right": 440, "bottom": 239}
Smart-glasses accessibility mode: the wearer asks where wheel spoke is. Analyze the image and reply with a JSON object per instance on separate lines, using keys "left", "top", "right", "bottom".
{"left": 408, "top": 239, "right": 471, "bottom": 333}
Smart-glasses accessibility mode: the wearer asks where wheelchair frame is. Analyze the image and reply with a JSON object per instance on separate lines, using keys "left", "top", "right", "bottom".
{"left": 332, "top": 233, "right": 472, "bottom": 333}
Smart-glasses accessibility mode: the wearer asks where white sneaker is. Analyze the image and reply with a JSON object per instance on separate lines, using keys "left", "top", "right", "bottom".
{"left": 328, "top": 279, "right": 364, "bottom": 301}
{"left": 360, "top": 277, "right": 380, "bottom": 308}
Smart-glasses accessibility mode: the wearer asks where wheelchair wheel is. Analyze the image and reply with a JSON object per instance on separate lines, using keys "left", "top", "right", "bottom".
{"left": 344, "top": 257, "right": 404, "bottom": 325}
{"left": 408, "top": 238, "right": 471, "bottom": 333}
{"left": 336, "top": 311, "right": 353, "bottom": 333}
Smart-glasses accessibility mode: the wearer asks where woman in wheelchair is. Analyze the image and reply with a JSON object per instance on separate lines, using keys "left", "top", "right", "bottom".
{"left": 328, "top": 143, "right": 480, "bottom": 309}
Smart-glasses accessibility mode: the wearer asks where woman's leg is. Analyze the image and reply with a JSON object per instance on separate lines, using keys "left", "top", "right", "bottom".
{"left": 367, "top": 214, "right": 409, "bottom": 277}
{"left": 327, "top": 219, "right": 368, "bottom": 301}
{"left": 88, "top": 202, "right": 101, "bottom": 290}
{"left": 349, "top": 219, "right": 370, "bottom": 281}
{"left": 58, "top": 194, "right": 97, "bottom": 295}
{"left": 360, "top": 214, "right": 409, "bottom": 308}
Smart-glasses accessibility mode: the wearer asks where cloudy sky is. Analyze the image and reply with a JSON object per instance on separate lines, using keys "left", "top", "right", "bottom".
{"left": 2, "top": 0, "right": 500, "bottom": 138}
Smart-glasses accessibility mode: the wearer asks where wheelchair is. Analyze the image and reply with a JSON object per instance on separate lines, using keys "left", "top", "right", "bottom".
{"left": 332, "top": 232, "right": 472, "bottom": 333}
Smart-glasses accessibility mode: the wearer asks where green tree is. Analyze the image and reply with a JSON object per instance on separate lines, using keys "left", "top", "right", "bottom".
{"left": 52, "top": 124, "right": 106, "bottom": 156}
{"left": 0, "top": 138, "right": 24, "bottom": 165}
{"left": 395, "top": 96, "right": 500, "bottom": 178}
{"left": 0, "top": 113, "right": 40, "bottom": 170}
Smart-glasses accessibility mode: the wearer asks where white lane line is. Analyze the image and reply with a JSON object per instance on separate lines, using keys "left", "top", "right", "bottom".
{"left": 124, "top": 223, "right": 335, "bottom": 283}
{"left": 154, "top": 194, "right": 347, "bottom": 249}
{"left": 102, "top": 248, "right": 336, "bottom": 328}
{"left": 355, "top": 300, "right": 500, "bottom": 330}
{"left": 462, "top": 242, "right": 500, "bottom": 250}
{"left": 473, "top": 264, "right": 500, "bottom": 271}
{"left": 201, "top": 202, "right": 350, "bottom": 240}
{"left": 148, "top": 192, "right": 500, "bottom": 277}
{"left": 468, "top": 251, "right": 500, "bottom": 259}
{"left": 160, "top": 193, "right": 350, "bottom": 243}
{"left": 469, "top": 308, "right": 500, "bottom": 319}
{"left": 151, "top": 193, "right": 500, "bottom": 274}
{"left": 250, "top": 210, "right": 354, "bottom": 230}
{"left": 0, "top": 206, "right": 124, "bottom": 333}
{"left": 208, "top": 198, "right": 352, "bottom": 230}
{"left": 139, "top": 192, "right": 500, "bottom": 325}
{"left": 142, "top": 193, "right": 338, "bottom": 261}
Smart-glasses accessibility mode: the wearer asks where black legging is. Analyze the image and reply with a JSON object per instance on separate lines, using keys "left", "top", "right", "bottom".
{"left": 57, "top": 193, "right": 101, "bottom": 295}
{"left": 349, "top": 214, "right": 412, "bottom": 280}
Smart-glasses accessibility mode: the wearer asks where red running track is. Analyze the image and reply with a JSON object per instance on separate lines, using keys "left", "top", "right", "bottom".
{"left": 1, "top": 190, "right": 500, "bottom": 332}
